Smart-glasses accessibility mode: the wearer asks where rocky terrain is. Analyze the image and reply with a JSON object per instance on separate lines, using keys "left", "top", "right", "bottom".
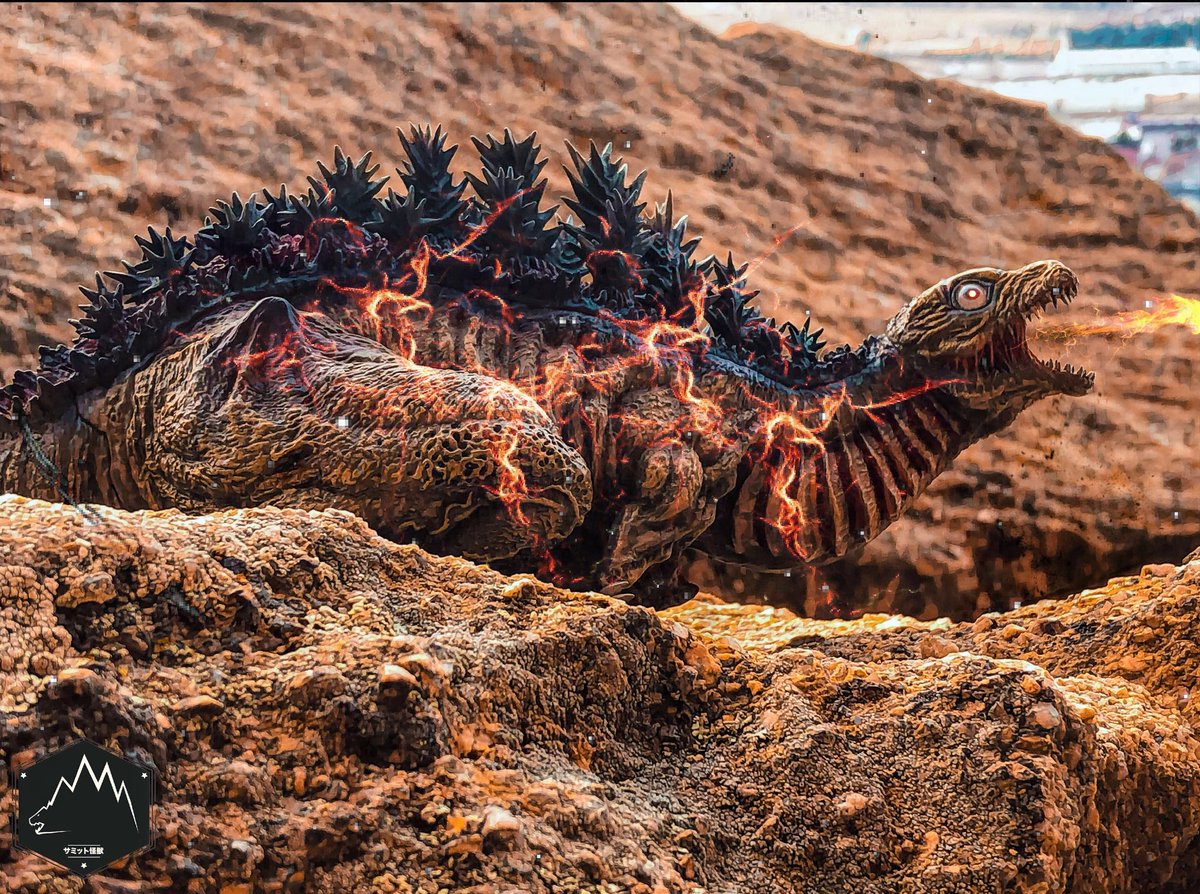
{"left": 1, "top": 3, "right": 1197, "bottom": 616}
{"left": 0, "top": 496, "right": 1197, "bottom": 893}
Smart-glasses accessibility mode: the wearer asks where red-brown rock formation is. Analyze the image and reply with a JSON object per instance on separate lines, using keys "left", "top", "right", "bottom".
{"left": 1, "top": 498, "right": 1198, "bottom": 892}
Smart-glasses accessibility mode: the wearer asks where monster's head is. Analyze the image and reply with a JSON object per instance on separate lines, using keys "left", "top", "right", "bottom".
{"left": 884, "top": 260, "right": 1093, "bottom": 421}
{"left": 697, "top": 259, "right": 1097, "bottom": 575}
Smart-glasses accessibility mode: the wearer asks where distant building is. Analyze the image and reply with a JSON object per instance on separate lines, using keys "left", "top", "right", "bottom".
{"left": 1121, "top": 113, "right": 1200, "bottom": 163}
{"left": 1047, "top": 42, "right": 1200, "bottom": 78}
{"left": 1145, "top": 92, "right": 1200, "bottom": 115}
{"left": 1111, "top": 106, "right": 1200, "bottom": 210}
{"left": 921, "top": 37, "right": 1060, "bottom": 61}
{"left": 1157, "top": 148, "right": 1200, "bottom": 205}
{"left": 1110, "top": 129, "right": 1142, "bottom": 166}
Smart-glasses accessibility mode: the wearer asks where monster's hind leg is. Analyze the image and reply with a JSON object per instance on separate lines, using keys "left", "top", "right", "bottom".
{"left": 228, "top": 374, "right": 592, "bottom": 560}
{"left": 397, "top": 407, "right": 593, "bottom": 561}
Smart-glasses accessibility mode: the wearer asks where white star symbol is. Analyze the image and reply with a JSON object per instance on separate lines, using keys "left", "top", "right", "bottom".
{"left": 142, "top": 772, "right": 148, "bottom": 778}
{"left": 81, "top": 863, "right": 88, "bottom": 869}
{"left": 20, "top": 772, "right": 26, "bottom": 778}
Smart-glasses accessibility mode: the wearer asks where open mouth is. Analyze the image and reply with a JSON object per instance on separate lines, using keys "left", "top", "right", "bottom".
{"left": 955, "top": 285, "right": 1094, "bottom": 396}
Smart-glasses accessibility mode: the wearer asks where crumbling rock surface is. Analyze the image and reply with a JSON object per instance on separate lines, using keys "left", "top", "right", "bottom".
{"left": 1, "top": 497, "right": 1197, "bottom": 892}
{"left": 1, "top": 3, "right": 1197, "bottom": 617}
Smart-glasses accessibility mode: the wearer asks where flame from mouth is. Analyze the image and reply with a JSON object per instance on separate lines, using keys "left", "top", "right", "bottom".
{"left": 1035, "top": 294, "right": 1200, "bottom": 343}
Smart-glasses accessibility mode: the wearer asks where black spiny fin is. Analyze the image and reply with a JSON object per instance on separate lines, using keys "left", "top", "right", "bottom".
{"left": 260, "top": 184, "right": 296, "bottom": 231}
{"left": 397, "top": 125, "right": 467, "bottom": 228}
{"left": 816, "top": 343, "right": 867, "bottom": 380}
{"left": 367, "top": 187, "right": 443, "bottom": 245}
{"left": 561, "top": 142, "right": 651, "bottom": 296}
{"left": 741, "top": 316, "right": 786, "bottom": 364}
{"left": 309, "top": 147, "right": 388, "bottom": 223}
{"left": 266, "top": 183, "right": 336, "bottom": 235}
{"left": 465, "top": 129, "right": 558, "bottom": 257}
{"left": 704, "top": 253, "right": 762, "bottom": 355}
{"left": 646, "top": 194, "right": 701, "bottom": 262}
{"left": 75, "top": 275, "right": 127, "bottom": 341}
{"left": 780, "top": 317, "right": 826, "bottom": 368}
{"left": 196, "top": 192, "right": 271, "bottom": 260}
{"left": 127, "top": 227, "right": 194, "bottom": 280}
{"left": 562, "top": 141, "right": 650, "bottom": 256}
{"left": 640, "top": 192, "right": 703, "bottom": 317}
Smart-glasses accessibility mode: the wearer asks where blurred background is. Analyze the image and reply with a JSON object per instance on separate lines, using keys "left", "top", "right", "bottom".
{"left": 682, "top": 2, "right": 1200, "bottom": 210}
{"left": 0, "top": 2, "right": 1196, "bottom": 619}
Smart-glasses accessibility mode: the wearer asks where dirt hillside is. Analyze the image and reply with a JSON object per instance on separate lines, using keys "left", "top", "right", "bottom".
{"left": 1, "top": 3, "right": 1196, "bottom": 615}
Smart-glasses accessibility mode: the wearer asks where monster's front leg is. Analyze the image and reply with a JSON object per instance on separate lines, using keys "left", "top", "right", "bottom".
{"left": 107, "top": 296, "right": 592, "bottom": 561}
{"left": 588, "top": 387, "right": 750, "bottom": 601}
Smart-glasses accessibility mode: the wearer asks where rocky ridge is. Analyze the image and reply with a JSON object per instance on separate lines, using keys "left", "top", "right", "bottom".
{"left": 1, "top": 497, "right": 1197, "bottom": 892}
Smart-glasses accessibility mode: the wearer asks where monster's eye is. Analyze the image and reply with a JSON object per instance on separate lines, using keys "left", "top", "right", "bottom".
{"left": 952, "top": 281, "right": 991, "bottom": 311}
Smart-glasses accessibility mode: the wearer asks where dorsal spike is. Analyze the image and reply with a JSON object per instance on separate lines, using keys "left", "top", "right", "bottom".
{"left": 465, "top": 129, "right": 557, "bottom": 258}
{"left": 560, "top": 139, "right": 651, "bottom": 290}
{"left": 197, "top": 192, "right": 272, "bottom": 257}
{"left": 309, "top": 147, "right": 387, "bottom": 223}
{"left": 638, "top": 189, "right": 704, "bottom": 317}
{"left": 396, "top": 124, "right": 467, "bottom": 228}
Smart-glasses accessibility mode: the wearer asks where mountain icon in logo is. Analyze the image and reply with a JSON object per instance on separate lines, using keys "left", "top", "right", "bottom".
{"left": 27, "top": 751, "right": 141, "bottom": 835}
{"left": 15, "top": 739, "right": 155, "bottom": 876}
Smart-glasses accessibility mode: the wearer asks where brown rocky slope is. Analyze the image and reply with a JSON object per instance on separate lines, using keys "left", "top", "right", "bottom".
{"left": 1, "top": 497, "right": 1199, "bottom": 892}
{"left": 1, "top": 3, "right": 1197, "bottom": 616}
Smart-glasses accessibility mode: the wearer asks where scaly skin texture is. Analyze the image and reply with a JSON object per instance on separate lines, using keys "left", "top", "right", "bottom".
{"left": 0, "top": 130, "right": 1093, "bottom": 605}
